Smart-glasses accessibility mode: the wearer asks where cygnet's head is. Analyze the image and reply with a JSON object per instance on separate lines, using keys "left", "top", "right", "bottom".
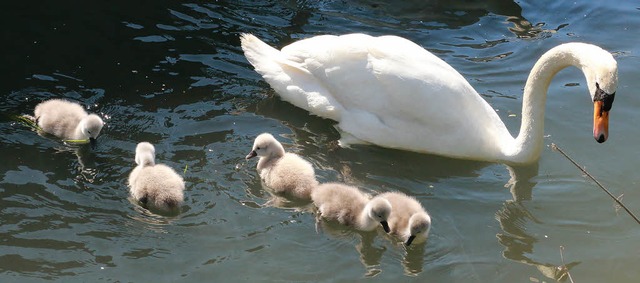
{"left": 135, "top": 142, "right": 156, "bottom": 166}
{"left": 405, "top": 213, "right": 432, "bottom": 246}
{"left": 80, "top": 114, "right": 104, "bottom": 141}
{"left": 366, "top": 197, "right": 392, "bottom": 233}
{"left": 245, "top": 133, "right": 285, "bottom": 160}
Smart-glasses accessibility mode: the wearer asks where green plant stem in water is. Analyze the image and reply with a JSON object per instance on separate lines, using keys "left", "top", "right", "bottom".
{"left": 14, "top": 115, "right": 42, "bottom": 131}
{"left": 15, "top": 115, "right": 89, "bottom": 144}
{"left": 64, "top": 139, "right": 90, "bottom": 144}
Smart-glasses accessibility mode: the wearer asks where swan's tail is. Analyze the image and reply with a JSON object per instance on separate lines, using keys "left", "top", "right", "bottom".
{"left": 240, "top": 33, "right": 342, "bottom": 121}
{"left": 240, "top": 33, "right": 288, "bottom": 77}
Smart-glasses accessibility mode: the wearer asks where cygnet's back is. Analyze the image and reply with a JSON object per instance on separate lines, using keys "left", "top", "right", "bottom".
{"left": 128, "top": 142, "right": 185, "bottom": 211}
{"left": 378, "top": 192, "right": 431, "bottom": 246}
{"left": 246, "top": 133, "right": 318, "bottom": 199}
{"left": 34, "top": 99, "right": 104, "bottom": 141}
{"left": 311, "top": 183, "right": 391, "bottom": 232}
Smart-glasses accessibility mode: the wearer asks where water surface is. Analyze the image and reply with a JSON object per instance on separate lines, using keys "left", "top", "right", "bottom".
{"left": 1, "top": 1, "right": 640, "bottom": 282}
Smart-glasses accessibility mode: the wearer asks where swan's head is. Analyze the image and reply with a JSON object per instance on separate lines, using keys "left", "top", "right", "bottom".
{"left": 246, "top": 133, "right": 286, "bottom": 159}
{"left": 592, "top": 82, "right": 616, "bottom": 143}
{"left": 366, "top": 197, "right": 392, "bottom": 233}
{"left": 135, "top": 142, "right": 156, "bottom": 166}
{"left": 80, "top": 114, "right": 104, "bottom": 143}
{"left": 578, "top": 43, "right": 618, "bottom": 143}
{"left": 405, "top": 212, "right": 431, "bottom": 246}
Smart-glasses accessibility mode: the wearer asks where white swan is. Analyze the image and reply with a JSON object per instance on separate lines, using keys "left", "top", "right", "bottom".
{"left": 246, "top": 133, "right": 319, "bottom": 199}
{"left": 240, "top": 33, "right": 618, "bottom": 164}
{"left": 128, "top": 142, "right": 185, "bottom": 211}
{"left": 34, "top": 99, "right": 104, "bottom": 143}
{"left": 378, "top": 192, "right": 431, "bottom": 246}
{"left": 311, "top": 182, "right": 391, "bottom": 232}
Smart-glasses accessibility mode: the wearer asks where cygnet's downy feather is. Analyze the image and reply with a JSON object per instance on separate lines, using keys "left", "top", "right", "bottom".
{"left": 128, "top": 142, "right": 185, "bottom": 211}
{"left": 34, "top": 99, "right": 104, "bottom": 142}
{"left": 311, "top": 182, "right": 391, "bottom": 232}
{"left": 378, "top": 192, "right": 431, "bottom": 246}
{"left": 246, "top": 133, "right": 318, "bottom": 199}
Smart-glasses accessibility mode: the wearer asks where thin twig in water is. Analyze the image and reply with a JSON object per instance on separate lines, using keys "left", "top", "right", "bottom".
{"left": 551, "top": 143, "right": 640, "bottom": 225}
{"left": 559, "top": 246, "right": 575, "bottom": 283}
{"left": 615, "top": 194, "right": 625, "bottom": 216}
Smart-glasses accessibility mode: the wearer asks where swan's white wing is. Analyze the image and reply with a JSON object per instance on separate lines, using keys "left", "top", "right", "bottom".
{"left": 285, "top": 34, "right": 510, "bottom": 158}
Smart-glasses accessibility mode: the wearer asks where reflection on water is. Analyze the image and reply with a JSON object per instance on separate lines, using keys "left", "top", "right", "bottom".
{"left": 315, "top": 220, "right": 386, "bottom": 277}
{"left": 313, "top": 218, "right": 433, "bottom": 278}
{"left": 497, "top": 163, "right": 581, "bottom": 282}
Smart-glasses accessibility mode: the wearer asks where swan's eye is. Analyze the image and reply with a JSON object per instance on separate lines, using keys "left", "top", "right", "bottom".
{"left": 593, "top": 82, "right": 616, "bottom": 112}
{"left": 256, "top": 147, "right": 261, "bottom": 150}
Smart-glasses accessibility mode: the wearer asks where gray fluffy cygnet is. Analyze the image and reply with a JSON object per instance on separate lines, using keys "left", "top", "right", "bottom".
{"left": 34, "top": 99, "right": 104, "bottom": 142}
{"left": 246, "top": 133, "right": 318, "bottom": 200}
{"left": 311, "top": 182, "right": 391, "bottom": 232}
{"left": 378, "top": 192, "right": 431, "bottom": 246}
{"left": 128, "top": 142, "right": 185, "bottom": 211}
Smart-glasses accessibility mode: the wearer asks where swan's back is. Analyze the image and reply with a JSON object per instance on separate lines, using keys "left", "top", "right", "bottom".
{"left": 241, "top": 34, "right": 513, "bottom": 161}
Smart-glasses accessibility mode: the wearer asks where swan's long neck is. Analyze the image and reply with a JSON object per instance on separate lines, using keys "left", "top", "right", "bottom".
{"left": 357, "top": 203, "right": 377, "bottom": 230}
{"left": 74, "top": 119, "right": 87, "bottom": 140}
{"left": 136, "top": 152, "right": 155, "bottom": 167}
{"left": 507, "top": 44, "right": 597, "bottom": 164}
{"left": 257, "top": 148, "right": 284, "bottom": 171}
{"left": 357, "top": 208, "right": 375, "bottom": 230}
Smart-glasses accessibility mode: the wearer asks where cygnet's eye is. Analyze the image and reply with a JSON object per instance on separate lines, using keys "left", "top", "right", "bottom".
{"left": 256, "top": 146, "right": 261, "bottom": 150}
{"left": 88, "top": 131, "right": 92, "bottom": 134}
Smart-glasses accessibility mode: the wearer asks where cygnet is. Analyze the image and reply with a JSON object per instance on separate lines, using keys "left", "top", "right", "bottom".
{"left": 311, "top": 182, "right": 391, "bottom": 232}
{"left": 378, "top": 192, "right": 431, "bottom": 246}
{"left": 34, "top": 99, "right": 104, "bottom": 143}
{"left": 246, "top": 133, "right": 318, "bottom": 200}
{"left": 128, "top": 142, "right": 185, "bottom": 211}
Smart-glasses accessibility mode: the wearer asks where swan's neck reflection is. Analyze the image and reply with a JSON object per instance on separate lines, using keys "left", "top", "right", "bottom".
{"left": 498, "top": 163, "right": 579, "bottom": 281}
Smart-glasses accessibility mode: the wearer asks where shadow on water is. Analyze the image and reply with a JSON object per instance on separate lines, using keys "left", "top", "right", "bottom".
{"left": 351, "top": 0, "right": 552, "bottom": 39}
{"left": 355, "top": 0, "right": 523, "bottom": 23}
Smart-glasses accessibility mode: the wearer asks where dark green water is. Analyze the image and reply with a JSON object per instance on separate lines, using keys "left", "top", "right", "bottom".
{"left": 1, "top": 1, "right": 640, "bottom": 282}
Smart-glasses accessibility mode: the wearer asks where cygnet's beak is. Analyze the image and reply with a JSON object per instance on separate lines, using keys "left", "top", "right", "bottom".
{"left": 245, "top": 150, "right": 257, "bottom": 159}
{"left": 593, "top": 101, "right": 609, "bottom": 143}
{"left": 380, "top": 220, "right": 390, "bottom": 233}
{"left": 405, "top": 235, "right": 416, "bottom": 246}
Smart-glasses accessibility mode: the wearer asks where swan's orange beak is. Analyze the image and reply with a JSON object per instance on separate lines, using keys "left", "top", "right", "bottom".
{"left": 593, "top": 100, "right": 609, "bottom": 143}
